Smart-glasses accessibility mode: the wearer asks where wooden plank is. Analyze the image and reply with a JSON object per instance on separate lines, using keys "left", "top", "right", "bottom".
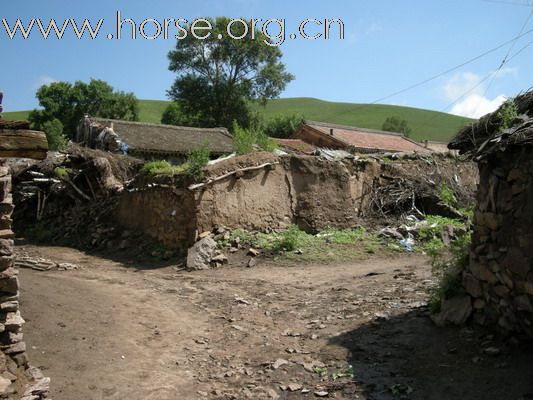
{"left": 0, "top": 129, "right": 48, "bottom": 160}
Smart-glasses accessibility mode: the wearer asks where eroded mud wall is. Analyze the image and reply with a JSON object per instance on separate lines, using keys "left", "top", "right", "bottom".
{"left": 117, "top": 186, "right": 197, "bottom": 250}
{"left": 464, "top": 149, "right": 533, "bottom": 335}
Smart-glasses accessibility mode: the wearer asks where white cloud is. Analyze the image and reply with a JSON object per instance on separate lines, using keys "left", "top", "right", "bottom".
{"left": 450, "top": 94, "right": 507, "bottom": 119}
{"left": 34, "top": 75, "right": 58, "bottom": 89}
{"left": 442, "top": 71, "right": 514, "bottom": 118}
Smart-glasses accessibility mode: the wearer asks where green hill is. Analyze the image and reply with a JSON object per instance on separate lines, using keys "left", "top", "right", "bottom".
{"left": 2, "top": 97, "right": 472, "bottom": 142}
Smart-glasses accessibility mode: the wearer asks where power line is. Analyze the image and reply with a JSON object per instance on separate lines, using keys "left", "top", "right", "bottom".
{"left": 367, "top": 27, "right": 533, "bottom": 105}
{"left": 471, "top": 7, "right": 533, "bottom": 114}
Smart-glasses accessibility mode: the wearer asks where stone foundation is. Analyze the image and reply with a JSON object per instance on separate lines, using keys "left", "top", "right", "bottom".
{"left": 465, "top": 148, "right": 533, "bottom": 335}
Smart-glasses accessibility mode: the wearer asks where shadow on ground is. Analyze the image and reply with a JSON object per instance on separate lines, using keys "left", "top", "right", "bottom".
{"left": 329, "top": 308, "right": 533, "bottom": 400}
{"left": 15, "top": 238, "right": 184, "bottom": 270}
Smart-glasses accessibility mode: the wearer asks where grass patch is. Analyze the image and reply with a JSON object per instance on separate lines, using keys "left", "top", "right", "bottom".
{"left": 233, "top": 124, "right": 278, "bottom": 155}
{"left": 218, "top": 225, "right": 393, "bottom": 263}
{"left": 142, "top": 160, "right": 189, "bottom": 175}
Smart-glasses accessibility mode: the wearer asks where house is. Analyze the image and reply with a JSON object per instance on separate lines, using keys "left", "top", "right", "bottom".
{"left": 448, "top": 91, "right": 533, "bottom": 335}
{"left": 76, "top": 116, "right": 234, "bottom": 161}
{"left": 290, "top": 121, "right": 429, "bottom": 154}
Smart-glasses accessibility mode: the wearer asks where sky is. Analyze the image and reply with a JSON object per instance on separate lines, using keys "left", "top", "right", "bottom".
{"left": 1, "top": 0, "right": 532, "bottom": 118}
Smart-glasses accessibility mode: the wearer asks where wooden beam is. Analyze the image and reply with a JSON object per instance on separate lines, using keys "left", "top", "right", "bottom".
{"left": 0, "top": 129, "right": 48, "bottom": 160}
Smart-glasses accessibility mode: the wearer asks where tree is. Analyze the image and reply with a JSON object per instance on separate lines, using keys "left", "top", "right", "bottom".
{"left": 167, "top": 17, "right": 294, "bottom": 129}
{"left": 161, "top": 102, "right": 186, "bottom": 126}
{"left": 29, "top": 79, "right": 139, "bottom": 139}
{"left": 262, "top": 114, "right": 305, "bottom": 138}
{"left": 41, "top": 118, "right": 67, "bottom": 150}
{"left": 382, "top": 116, "right": 412, "bottom": 137}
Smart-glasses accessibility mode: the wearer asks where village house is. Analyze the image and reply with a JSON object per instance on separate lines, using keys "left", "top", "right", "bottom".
{"left": 290, "top": 120, "right": 430, "bottom": 154}
{"left": 448, "top": 91, "right": 533, "bottom": 335}
{"left": 76, "top": 116, "right": 234, "bottom": 162}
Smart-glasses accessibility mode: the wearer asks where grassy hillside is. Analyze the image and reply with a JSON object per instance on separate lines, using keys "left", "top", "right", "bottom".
{"left": 2, "top": 97, "right": 472, "bottom": 142}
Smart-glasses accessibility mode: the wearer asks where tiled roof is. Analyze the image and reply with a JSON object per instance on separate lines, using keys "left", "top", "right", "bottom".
{"left": 306, "top": 121, "right": 428, "bottom": 153}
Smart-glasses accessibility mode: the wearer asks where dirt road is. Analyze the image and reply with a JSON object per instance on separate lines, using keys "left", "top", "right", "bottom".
{"left": 17, "top": 245, "right": 533, "bottom": 400}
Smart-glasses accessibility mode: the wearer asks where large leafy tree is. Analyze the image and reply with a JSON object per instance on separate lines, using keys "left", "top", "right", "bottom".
{"left": 167, "top": 17, "right": 294, "bottom": 129}
{"left": 29, "top": 79, "right": 138, "bottom": 139}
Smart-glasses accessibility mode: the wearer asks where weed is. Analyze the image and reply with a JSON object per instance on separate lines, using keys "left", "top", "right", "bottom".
{"left": 313, "top": 367, "right": 328, "bottom": 377}
{"left": 142, "top": 160, "right": 188, "bottom": 175}
{"left": 497, "top": 98, "right": 518, "bottom": 130}
{"left": 54, "top": 167, "right": 70, "bottom": 179}
{"left": 186, "top": 143, "right": 210, "bottom": 178}
{"left": 233, "top": 123, "right": 278, "bottom": 155}
{"left": 439, "top": 182, "right": 457, "bottom": 208}
{"left": 332, "top": 365, "right": 355, "bottom": 381}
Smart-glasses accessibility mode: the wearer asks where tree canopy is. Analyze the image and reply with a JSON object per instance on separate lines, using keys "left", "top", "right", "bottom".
{"left": 382, "top": 116, "right": 412, "bottom": 137}
{"left": 29, "top": 79, "right": 139, "bottom": 139}
{"left": 167, "top": 17, "right": 294, "bottom": 129}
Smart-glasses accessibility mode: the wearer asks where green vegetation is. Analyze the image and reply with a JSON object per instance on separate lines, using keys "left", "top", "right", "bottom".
{"left": 54, "top": 167, "right": 70, "bottom": 179}
{"left": 261, "top": 114, "right": 305, "bottom": 138}
{"left": 28, "top": 79, "right": 138, "bottom": 139}
{"left": 497, "top": 98, "right": 519, "bottom": 130}
{"left": 439, "top": 182, "right": 457, "bottom": 208}
{"left": 160, "top": 102, "right": 185, "bottom": 126}
{"left": 382, "top": 115, "right": 412, "bottom": 137}
{"left": 218, "top": 225, "right": 391, "bottom": 263}
{"left": 42, "top": 118, "right": 67, "bottom": 150}
{"left": 167, "top": 17, "right": 294, "bottom": 130}
{"left": 4, "top": 97, "right": 473, "bottom": 143}
{"left": 141, "top": 160, "right": 189, "bottom": 175}
{"left": 141, "top": 144, "right": 210, "bottom": 178}
{"left": 186, "top": 144, "right": 210, "bottom": 179}
{"left": 233, "top": 124, "right": 278, "bottom": 155}
{"left": 414, "top": 215, "right": 471, "bottom": 313}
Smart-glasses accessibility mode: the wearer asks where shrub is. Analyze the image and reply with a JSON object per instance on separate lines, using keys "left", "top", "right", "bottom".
{"left": 186, "top": 143, "right": 210, "bottom": 178}
{"left": 262, "top": 114, "right": 305, "bottom": 138}
{"left": 439, "top": 182, "right": 457, "bottom": 208}
{"left": 42, "top": 118, "right": 67, "bottom": 150}
{"left": 233, "top": 123, "right": 277, "bottom": 155}
{"left": 161, "top": 102, "right": 186, "bottom": 125}
{"left": 497, "top": 98, "right": 518, "bottom": 130}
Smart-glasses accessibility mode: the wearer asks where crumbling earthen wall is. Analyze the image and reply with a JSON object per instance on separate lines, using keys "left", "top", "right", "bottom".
{"left": 117, "top": 186, "right": 197, "bottom": 250}
{"left": 117, "top": 155, "right": 477, "bottom": 249}
{"left": 0, "top": 160, "right": 49, "bottom": 399}
{"left": 464, "top": 148, "right": 533, "bottom": 335}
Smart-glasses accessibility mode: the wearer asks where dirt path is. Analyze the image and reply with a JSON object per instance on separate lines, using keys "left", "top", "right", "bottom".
{"left": 17, "top": 245, "right": 533, "bottom": 400}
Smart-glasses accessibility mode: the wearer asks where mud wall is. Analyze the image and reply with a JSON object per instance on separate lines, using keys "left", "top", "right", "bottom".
{"left": 0, "top": 160, "right": 49, "bottom": 399}
{"left": 117, "top": 155, "right": 477, "bottom": 249}
{"left": 464, "top": 149, "right": 533, "bottom": 335}
{"left": 117, "top": 186, "right": 197, "bottom": 250}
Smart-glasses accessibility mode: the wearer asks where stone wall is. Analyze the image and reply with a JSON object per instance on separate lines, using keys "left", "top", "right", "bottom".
{"left": 464, "top": 148, "right": 533, "bottom": 335}
{"left": 0, "top": 160, "right": 49, "bottom": 399}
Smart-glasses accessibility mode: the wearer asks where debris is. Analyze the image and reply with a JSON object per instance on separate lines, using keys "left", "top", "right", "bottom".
{"left": 314, "top": 391, "right": 329, "bottom": 397}
{"left": 247, "top": 258, "right": 257, "bottom": 268}
{"left": 378, "top": 227, "right": 404, "bottom": 240}
{"left": 247, "top": 248, "right": 260, "bottom": 257}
